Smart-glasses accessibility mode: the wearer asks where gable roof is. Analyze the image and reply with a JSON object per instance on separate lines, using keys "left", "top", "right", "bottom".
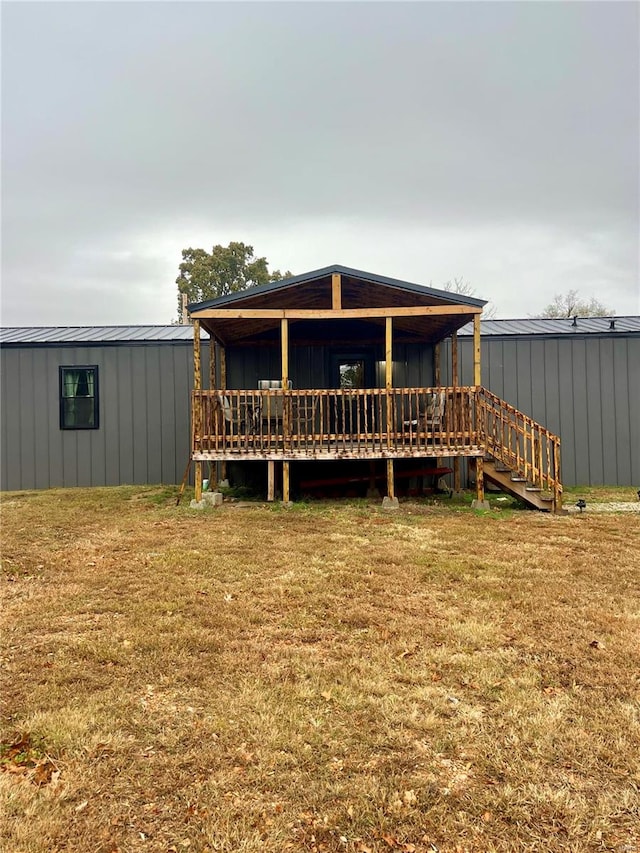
{"left": 187, "top": 264, "right": 486, "bottom": 311}
{"left": 188, "top": 264, "right": 486, "bottom": 346}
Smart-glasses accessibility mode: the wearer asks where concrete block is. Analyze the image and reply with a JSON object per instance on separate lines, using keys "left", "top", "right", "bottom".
{"left": 189, "top": 499, "right": 207, "bottom": 510}
{"left": 382, "top": 496, "right": 400, "bottom": 511}
{"left": 203, "top": 491, "right": 223, "bottom": 507}
{"left": 471, "top": 499, "right": 491, "bottom": 510}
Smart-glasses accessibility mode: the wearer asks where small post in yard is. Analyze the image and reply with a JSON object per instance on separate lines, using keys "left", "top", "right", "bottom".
{"left": 193, "top": 319, "right": 202, "bottom": 502}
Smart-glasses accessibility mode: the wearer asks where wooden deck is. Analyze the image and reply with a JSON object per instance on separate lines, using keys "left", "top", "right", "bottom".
{"left": 191, "top": 385, "right": 562, "bottom": 509}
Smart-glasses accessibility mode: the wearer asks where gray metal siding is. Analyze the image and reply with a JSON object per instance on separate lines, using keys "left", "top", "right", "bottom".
{"left": 444, "top": 334, "right": 639, "bottom": 487}
{"left": 1, "top": 342, "right": 197, "bottom": 491}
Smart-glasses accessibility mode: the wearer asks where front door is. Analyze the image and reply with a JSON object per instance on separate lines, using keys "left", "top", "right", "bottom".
{"left": 329, "top": 351, "right": 376, "bottom": 437}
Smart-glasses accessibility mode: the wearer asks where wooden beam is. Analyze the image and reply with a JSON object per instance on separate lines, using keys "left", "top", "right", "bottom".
{"left": 385, "top": 317, "right": 393, "bottom": 390}
{"left": 331, "top": 273, "right": 342, "bottom": 310}
{"left": 191, "top": 305, "right": 482, "bottom": 320}
{"left": 473, "top": 313, "right": 481, "bottom": 386}
{"left": 283, "top": 461, "right": 290, "bottom": 503}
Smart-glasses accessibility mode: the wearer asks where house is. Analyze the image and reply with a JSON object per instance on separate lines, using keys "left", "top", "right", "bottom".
{"left": 186, "top": 265, "right": 562, "bottom": 511}
{"left": 2, "top": 268, "right": 636, "bottom": 502}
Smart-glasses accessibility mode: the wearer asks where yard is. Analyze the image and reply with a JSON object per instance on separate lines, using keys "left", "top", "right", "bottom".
{"left": 1, "top": 487, "right": 639, "bottom": 853}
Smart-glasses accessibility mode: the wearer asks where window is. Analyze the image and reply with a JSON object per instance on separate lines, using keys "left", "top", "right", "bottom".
{"left": 59, "top": 366, "right": 99, "bottom": 429}
{"left": 338, "top": 359, "right": 366, "bottom": 389}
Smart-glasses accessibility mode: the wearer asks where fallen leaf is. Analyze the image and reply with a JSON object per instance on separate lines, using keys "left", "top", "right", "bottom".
{"left": 589, "top": 640, "right": 605, "bottom": 650}
{"left": 402, "top": 789, "right": 417, "bottom": 805}
{"left": 75, "top": 800, "right": 88, "bottom": 813}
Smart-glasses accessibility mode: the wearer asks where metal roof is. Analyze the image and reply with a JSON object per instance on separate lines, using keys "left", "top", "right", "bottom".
{"left": 187, "top": 264, "right": 487, "bottom": 311}
{"left": 458, "top": 316, "right": 640, "bottom": 336}
{"left": 2, "top": 316, "right": 638, "bottom": 347}
{"left": 0, "top": 325, "right": 200, "bottom": 346}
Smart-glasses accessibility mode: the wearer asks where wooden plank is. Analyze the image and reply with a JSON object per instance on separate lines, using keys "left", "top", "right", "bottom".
{"left": 434, "top": 342, "right": 441, "bottom": 387}
{"left": 473, "top": 313, "right": 481, "bottom": 386}
{"left": 332, "top": 273, "right": 342, "bottom": 310}
{"left": 191, "top": 305, "right": 482, "bottom": 320}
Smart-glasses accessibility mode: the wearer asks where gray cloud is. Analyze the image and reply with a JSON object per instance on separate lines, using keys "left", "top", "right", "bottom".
{"left": 2, "top": 1, "right": 638, "bottom": 325}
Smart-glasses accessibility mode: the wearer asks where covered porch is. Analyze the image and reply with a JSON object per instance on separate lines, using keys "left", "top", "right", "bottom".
{"left": 187, "top": 266, "right": 562, "bottom": 511}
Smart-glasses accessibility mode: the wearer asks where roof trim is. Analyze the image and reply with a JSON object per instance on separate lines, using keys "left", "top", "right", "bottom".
{"left": 187, "top": 264, "right": 487, "bottom": 311}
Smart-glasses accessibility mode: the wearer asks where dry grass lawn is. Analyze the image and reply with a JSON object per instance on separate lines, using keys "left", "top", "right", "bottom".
{"left": 1, "top": 487, "right": 639, "bottom": 853}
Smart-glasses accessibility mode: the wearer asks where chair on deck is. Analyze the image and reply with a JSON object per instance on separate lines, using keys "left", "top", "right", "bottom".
{"left": 403, "top": 390, "right": 446, "bottom": 433}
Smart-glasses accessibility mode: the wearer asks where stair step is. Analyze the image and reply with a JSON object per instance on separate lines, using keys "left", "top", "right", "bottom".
{"left": 511, "top": 477, "right": 527, "bottom": 482}
{"left": 525, "top": 487, "right": 541, "bottom": 492}
{"left": 494, "top": 466, "right": 512, "bottom": 473}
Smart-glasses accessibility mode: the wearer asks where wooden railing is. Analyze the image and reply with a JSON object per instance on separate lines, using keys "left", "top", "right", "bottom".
{"left": 192, "top": 386, "right": 562, "bottom": 505}
{"left": 477, "top": 388, "right": 562, "bottom": 505}
{"left": 192, "top": 387, "right": 483, "bottom": 460}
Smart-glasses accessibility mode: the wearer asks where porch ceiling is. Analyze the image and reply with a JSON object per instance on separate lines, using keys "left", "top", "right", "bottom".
{"left": 190, "top": 268, "right": 482, "bottom": 346}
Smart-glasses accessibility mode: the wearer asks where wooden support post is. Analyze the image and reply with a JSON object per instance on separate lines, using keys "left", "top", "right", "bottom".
{"left": 434, "top": 342, "right": 441, "bottom": 387}
{"left": 475, "top": 456, "right": 485, "bottom": 503}
{"left": 387, "top": 458, "right": 395, "bottom": 500}
{"left": 331, "top": 272, "right": 342, "bottom": 310}
{"left": 451, "top": 331, "right": 458, "bottom": 388}
{"left": 220, "top": 345, "right": 227, "bottom": 483}
{"left": 473, "top": 312, "right": 481, "bottom": 386}
{"left": 451, "top": 331, "right": 460, "bottom": 492}
{"left": 193, "top": 320, "right": 202, "bottom": 502}
{"left": 267, "top": 461, "right": 275, "bottom": 502}
{"left": 385, "top": 317, "right": 393, "bottom": 389}
{"left": 281, "top": 318, "right": 289, "bottom": 388}
{"left": 209, "top": 338, "right": 216, "bottom": 390}
{"left": 281, "top": 319, "right": 290, "bottom": 503}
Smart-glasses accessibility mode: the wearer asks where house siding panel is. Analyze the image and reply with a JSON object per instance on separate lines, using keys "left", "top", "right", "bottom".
{"left": 445, "top": 333, "right": 639, "bottom": 487}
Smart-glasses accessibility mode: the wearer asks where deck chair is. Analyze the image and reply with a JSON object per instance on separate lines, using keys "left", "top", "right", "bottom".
{"left": 422, "top": 390, "right": 446, "bottom": 430}
{"left": 403, "top": 390, "right": 446, "bottom": 432}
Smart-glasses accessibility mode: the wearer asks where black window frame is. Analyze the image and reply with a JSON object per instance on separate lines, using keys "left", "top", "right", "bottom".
{"left": 59, "top": 365, "right": 100, "bottom": 430}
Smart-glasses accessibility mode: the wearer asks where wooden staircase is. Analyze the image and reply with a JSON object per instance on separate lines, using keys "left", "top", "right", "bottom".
{"left": 483, "top": 457, "right": 556, "bottom": 511}
{"left": 477, "top": 388, "right": 563, "bottom": 513}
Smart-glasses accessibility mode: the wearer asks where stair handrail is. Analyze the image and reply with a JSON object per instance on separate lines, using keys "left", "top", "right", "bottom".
{"left": 477, "top": 387, "right": 562, "bottom": 509}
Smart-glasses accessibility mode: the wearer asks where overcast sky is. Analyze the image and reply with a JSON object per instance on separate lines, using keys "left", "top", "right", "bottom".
{"left": 2, "top": 1, "right": 638, "bottom": 325}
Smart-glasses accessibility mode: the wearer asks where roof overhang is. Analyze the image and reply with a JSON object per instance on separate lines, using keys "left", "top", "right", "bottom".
{"left": 188, "top": 265, "right": 485, "bottom": 346}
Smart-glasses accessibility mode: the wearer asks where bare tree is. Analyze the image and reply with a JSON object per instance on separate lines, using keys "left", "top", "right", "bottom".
{"left": 537, "top": 289, "right": 613, "bottom": 318}
{"left": 439, "top": 277, "right": 497, "bottom": 319}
